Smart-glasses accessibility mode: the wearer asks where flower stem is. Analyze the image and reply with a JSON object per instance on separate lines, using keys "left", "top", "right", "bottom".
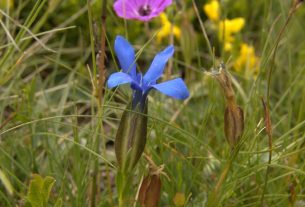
{"left": 206, "top": 148, "right": 239, "bottom": 207}
{"left": 261, "top": 2, "right": 300, "bottom": 205}
{"left": 87, "top": 0, "right": 112, "bottom": 206}
{"left": 191, "top": 0, "right": 215, "bottom": 69}
{"left": 98, "top": 0, "right": 107, "bottom": 104}
{"left": 99, "top": 0, "right": 114, "bottom": 205}
{"left": 87, "top": 1, "right": 98, "bottom": 206}
{"left": 117, "top": 170, "right": 128, "bottom": 207}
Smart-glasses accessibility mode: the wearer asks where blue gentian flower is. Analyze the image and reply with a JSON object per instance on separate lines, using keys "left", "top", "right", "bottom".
{"left": 107, "top": 36, "right": 189, "bottom": 110}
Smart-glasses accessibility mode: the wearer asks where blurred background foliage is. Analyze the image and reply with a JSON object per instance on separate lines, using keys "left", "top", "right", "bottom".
{"left": 0, "top": 0, "right": 305, "bottom": 206}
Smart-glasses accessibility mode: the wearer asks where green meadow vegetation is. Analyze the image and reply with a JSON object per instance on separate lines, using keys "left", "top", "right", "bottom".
{"left": 0, "top": 0, "right": 305, "bottom": 206}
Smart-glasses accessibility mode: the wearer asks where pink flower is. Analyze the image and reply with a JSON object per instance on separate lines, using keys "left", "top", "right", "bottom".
{"left": 114, "top": 0, "right": 172, "bottom": 22}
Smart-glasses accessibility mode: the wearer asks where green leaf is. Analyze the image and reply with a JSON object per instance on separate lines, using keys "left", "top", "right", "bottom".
{"left": 42, "top": 176, "right": 56, "bottom": 206}
{"left": 25, "top": 174, "right": 56, "bottom": 207}
{"left": 54, "top": 198, "right": 62, "bottom": 207}
{"left": 48, "top": 0, "right": 61, "bottom": 12}
{"left": 26, "top": 174, "right": 44, "bottom": 207}
{"left": 0, "top": 168, "right": 14, "bottom": 195}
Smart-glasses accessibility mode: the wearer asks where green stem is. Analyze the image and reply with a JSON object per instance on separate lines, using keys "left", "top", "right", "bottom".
{"left": 266, "top": 7, "right": 295, "bottom": 108}
{"left": 98, "top": 0, "right": 107, "bottom": 104}
{"left": 191, "top": 0, "right": 215, "bottom": 69}
{"left": 87, "top": 0, "right": 99, "bottom": 206}
{"left": 118, "top": 194, "right": 124, "bottom": 207}
{"left": 117, "top": 170, "right": 127, "bottom": 207}
{"left": 261, "top": 3, "right": 298, "bottom": 205}
{"left": 206, "top": 148, "right": 239, "bottom": 207}
{"left": 98, "top": 0, "right": 113, "bottom": 205}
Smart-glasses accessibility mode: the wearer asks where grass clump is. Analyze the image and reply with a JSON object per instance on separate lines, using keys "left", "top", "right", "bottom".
{"left": 0, "top": 0, "right": 305, "bottom": 206}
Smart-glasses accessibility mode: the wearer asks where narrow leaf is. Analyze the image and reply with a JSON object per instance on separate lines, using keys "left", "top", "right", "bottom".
{"left": 26, "top": 174, "right": 44, "bottom": 207}
{"left": 42, "top": 176, "right": 56, "bottom": 206}
{"left": 0, "top": 168, "right": 14, "bottom": 195}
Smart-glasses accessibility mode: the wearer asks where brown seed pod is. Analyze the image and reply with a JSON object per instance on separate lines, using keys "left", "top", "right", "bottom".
{"left": 224, "top": 105, "right": 244, "bottom": 148}
{"left": 210, "top": 64, "right": 244, "bottom": 148}
{"left": 138, "top": 156, "right": 166, "bottom": 207}
{"left": 138, "top": 174, "right": 162, "bottom": 207}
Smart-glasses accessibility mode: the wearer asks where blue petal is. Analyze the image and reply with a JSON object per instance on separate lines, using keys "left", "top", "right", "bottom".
{"left": 143, "top": 45, "right": 174, "bottom": 84}
{"left": 151, "top": 78, "right": 190, "bottom": 100}
{"left": 114, "top": 36, "right": 137, "bottom": 78}
{"left": 107, "top": 72, "right": 135, "bottom": 88}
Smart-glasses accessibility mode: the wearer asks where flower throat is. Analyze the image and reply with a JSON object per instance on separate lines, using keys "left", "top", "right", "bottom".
{"left": 138, "top": 5, "right": 152, "bottom": 16}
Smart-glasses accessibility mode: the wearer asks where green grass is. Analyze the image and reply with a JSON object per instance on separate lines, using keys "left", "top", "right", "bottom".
{"left": 0, "top": 0, "right": 305, "bottom": 206}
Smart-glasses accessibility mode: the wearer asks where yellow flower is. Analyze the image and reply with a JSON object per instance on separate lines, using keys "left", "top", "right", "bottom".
{"left": 219, "top": 18, "right": 245, "bottom": 51}
{"left": 203, "top": 0, "right": 220, "bottom": 22}
{"left": 203, "top": 0, "right": 245, "bottom": 51}
{"left": 173, "top": 192, "right": 186, "bottom": 206}
{"left": 157, "top": 13, "right": 181, "bottom": 42}
{"left": 234, "top": 43, "right": 260, "bottom": 76}
{"left": 224, "top": 42, "right": 233, "bottom": 51}
{"left": 0, "top": 0, "right": 13, "bottom": 20}
{"left": 0, "top": 0, "right": 13, "bottom": 9}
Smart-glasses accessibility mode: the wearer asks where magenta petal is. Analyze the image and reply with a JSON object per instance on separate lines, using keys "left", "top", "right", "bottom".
{"left": 136, "top": 14, "right": 159, "bottom": 22}
{"left": 150, "top": 0, "right": 172, "bottom": 8}
{"left": 150, "top": 0, "right": 172, "bottom": 12}
{"left": 133, "top": 0, "right": 148, "bottom": 7}
{"left": 113, "top": 0, "right": 172, "bottom": 21}
{"left": 113, "top": 0, "right": 138, "bottom": 19}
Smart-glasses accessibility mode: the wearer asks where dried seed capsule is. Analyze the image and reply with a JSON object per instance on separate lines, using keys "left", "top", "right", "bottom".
{"left": 138, "top": 174, "right": 162, "bottom": 207}
{"left": 224, "top": 105, "right": 244, "bottom": 148}
{"left": 138, "top": 157, "right": 166, "bottom": 207}
{"left": 295, "top": 0, "right": 303, "bottom": 7}
{"left": 212, "top": 64, "right": 244, "bottom": 148}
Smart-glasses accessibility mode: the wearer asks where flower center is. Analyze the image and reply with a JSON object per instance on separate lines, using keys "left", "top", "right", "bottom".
{"left": 138, "top": 5, "right": 152, "bottom": 16}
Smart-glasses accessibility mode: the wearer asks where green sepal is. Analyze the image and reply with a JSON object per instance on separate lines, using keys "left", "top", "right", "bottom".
{"left": 115, "top": 101, "right": 148, "bottom": 173}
